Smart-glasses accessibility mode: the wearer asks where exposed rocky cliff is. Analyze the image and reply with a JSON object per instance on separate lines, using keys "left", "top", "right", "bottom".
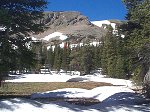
{"left": 33, "top": 11, "right": 107, "bottom": 43}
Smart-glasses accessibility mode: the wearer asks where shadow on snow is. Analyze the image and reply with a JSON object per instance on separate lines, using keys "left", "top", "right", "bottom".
{"left": 0, "top": 92, "right": 150, "bottom": 112}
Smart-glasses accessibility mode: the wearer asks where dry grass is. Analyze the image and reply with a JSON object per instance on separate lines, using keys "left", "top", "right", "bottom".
{"left": 0, "top": 82, "right": 112, "bottom": 96}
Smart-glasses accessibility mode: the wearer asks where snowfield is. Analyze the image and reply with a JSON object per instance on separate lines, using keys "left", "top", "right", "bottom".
{"left": 91, "top": 20, "right": 116, "bottom": 29}
{"left": 6, "top": 72, "right": 132, "bottom": 87}
{"left": 43, "top": 32, "right": 68, "bottom": 41}
{"left": 1, "top": 72, "right": 150, "bottom": 112}
{"left": 31, "top": 86, "right": 134, "bottom": 101}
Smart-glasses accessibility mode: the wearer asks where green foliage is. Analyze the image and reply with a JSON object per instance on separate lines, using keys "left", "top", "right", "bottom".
{"left": 61, "top": 43, "right": 71, "bottom": 71}
{"left": 0, "top": 0, "right": 47, "bottom": 33}
{"left": 53, "top": 45, "right": 62, "bottom": 71}
{"left": 82, "top": 44, "right": 95, "bottom": 74}
{"left": 41, "top": 46, "right": 48, "bottom": 65}
{"left": 93, "top": 45, "right": 102, "bottom": 69}
{"left": 100, "top": 25, "right": 127, "bottom": 78}
{"left": 115, "top": 55, "right": 125, "bottom": 78}
{"left": 101, "top": 26, "right": 116, "bottom": 77}
{"left": 69, "top": 46, "right": 83, "bottom": 72}
{"left": 31, "top": 41, "right": 44, "bottom": 72}
{"left": 47, "top": 46, "right": 54, "bottom": 68}
{"left": 0, "top": 0, "right": 47, "bottom": 76}
{"left": 132, "top": 65, "right": 143, "bottom": 85}
{"left": 122, "top": 0, "right": 150, "bottom": 81}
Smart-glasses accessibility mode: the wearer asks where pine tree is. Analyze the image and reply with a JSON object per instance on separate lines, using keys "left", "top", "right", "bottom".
{"left": 114, "top": 27, "right": 126, "bottom": 78}
{"left": 93, "top": 45, "right": 102, "bottom": 69}
{"left": 0, "top": 0, "right": 47, "bottom": 78}
{"left": 101, "top": 25, "right": 117, "bottom": 77}
{"left": 53, "top": 45, "right": 62, "bottom": 71}
{"left": 61, "top": 42, "right": 71, "bottom": 71}
{"left": 66, "top": 42, "right": 71, "bottom": 70}
{"left": 81, "top": 44, "right": 94, "bottom": 74}
{"left": 47, "top": 46, "right": 54, "bottom": 69}
{"left": 69, "top": 45, "right": 83, "bottom": 73}
{"left": 101, "top": 24, "right": 129, "bottom": 78}
{"left": 61, "top": 43, "right": 68, "bottom": 71}
{"left": 101, "top": 38, "right": 108, "bottom": 75}
{"left": 122, "top": 0, "right": 150, "bottom": 81}
{"left": 43, "top": 46, "right": 47, "bottom": 64}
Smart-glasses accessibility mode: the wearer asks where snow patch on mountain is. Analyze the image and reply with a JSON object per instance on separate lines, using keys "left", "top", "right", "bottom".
{"left": 43, "top": 32, "right": 68, "bottom": 41}
{"left": 91, "top": 20, "right": 125, "bottom": 38}
{"left": 91, "top": 20, "right": 116, "bottom": 29}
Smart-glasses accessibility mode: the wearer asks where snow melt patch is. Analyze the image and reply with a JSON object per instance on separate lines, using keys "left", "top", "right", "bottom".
{"left": 6, "top": 73, "right": 133, "bottom": 88}
{"left": 6, "top": 73, "right": 78, "bottom": 82}
{"left": 31, "top": 86, "right": 134, "bottom": 102}
{"left": 87, "top": 76, "right": 133, "bottom": 87}
{"left": 2, "top": 72, "right": 150, "bottom": 112}
{"left": 91, "top": 20, "right": 111, "bottom": 27}
{"left": 43, "top": 32, "right": 68, "bottom": 41}
{"left": 91, "top": 20, "right": 116, "bottom": 29}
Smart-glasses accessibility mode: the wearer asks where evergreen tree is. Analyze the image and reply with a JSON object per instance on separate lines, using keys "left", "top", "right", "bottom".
{"left": 69, "top": 46, "right": 83, "bottom": 72}
{"left": 31, "top": 41, "right": 44, "bottom": 73}
{"left": 122, "top": 0, "right": 150, "bottom": 81}
{"left": 47, "top": 46, "right": 54, "bottom": 69}
{"left": 66, "top": 42, "right": 71, "bottom": 70}
{"left": 61, "top": 43, "right": 67, "bottom": 71}
{"left": 0, "top": 0, "right": 47, "bottom": 78}
{"left": 101, "top": 24, "right": 129, "bottom": 78}
{"left": 61, "top": 42, "right": 71, "bottom": 71}
{"left": 101, "top": 25, "right": 117, "bottom": 77}
{"left": 81, "top": 44, "right": 94, "bottom": 74}
{"left": 101, "top": 37, "right": 108, "bottom": 75}
{"left": 114, "top": 27, "right": 126, "bottom": 78}
{"left": 53, "top": 45, "right": 62, "bottom": 71}
{"left": 93, "top": 45, "right": 102, "bottom": 69}
{"left": 115, "top": 55, "right": 125, "bottom": 78}
{"left": 41, "top": 45, "right": 48, "bottom": 65}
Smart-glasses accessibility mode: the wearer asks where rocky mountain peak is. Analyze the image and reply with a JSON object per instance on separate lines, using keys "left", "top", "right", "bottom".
{"left": 42, "top": 11, "right": 91, "bottom": 28}
{"left": 33, "top": 11, "right": 108, "bottom": 44}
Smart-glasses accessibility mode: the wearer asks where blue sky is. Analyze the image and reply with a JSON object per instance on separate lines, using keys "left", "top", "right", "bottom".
{"left": 46, "top": 0, "right": 127, "bottom": 21}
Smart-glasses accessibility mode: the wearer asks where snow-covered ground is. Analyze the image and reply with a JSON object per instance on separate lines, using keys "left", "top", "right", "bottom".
{"left": 1, "top": 72, "right": 150, "bottom": 112}
{"left": 31, "top": 86, "right": 134, "bottom": 101}
{"left": 6, "top": 72, "right": 132, "bottom": 87}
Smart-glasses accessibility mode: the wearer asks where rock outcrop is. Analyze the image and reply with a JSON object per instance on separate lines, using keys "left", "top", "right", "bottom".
{"left": 34, "top": 11, "right": 107, "bottom": 43}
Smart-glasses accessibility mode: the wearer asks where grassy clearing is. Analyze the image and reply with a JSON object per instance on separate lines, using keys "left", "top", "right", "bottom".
{"left": 0, "top": 82, "right": 113, "bottom": 96}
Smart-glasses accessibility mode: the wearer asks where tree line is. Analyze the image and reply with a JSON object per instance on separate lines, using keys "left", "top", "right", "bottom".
{"left": 33, "top": 25, "right": 131, "bottom": 79}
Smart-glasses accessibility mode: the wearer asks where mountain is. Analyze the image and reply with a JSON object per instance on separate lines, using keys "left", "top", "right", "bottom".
{"left": 33, "top": 11, "right": 107, "bottom": 43}
{"left": 32, "top": 11, "right": 124, "bottom": 46}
